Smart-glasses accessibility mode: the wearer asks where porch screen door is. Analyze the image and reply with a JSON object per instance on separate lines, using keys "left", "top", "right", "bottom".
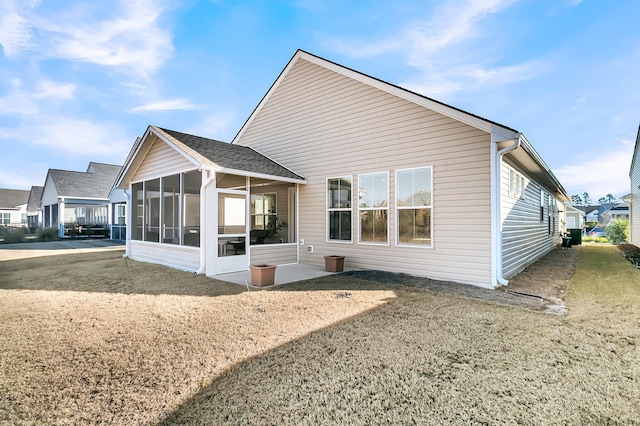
{"left": 216, "top": 191, "right": 248, "bottom": 274}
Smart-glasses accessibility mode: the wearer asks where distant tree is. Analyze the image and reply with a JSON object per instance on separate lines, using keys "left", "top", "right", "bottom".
{"left": 605, "top": 193, "right": 616, "bottom": 203}
{"left": 582, "top": 192, "right": 591, "bottom": 205}
{"left": 598, "top": 197, "right": 607, "bottom": 204}
{"left": 571, "top": 194, "right": 583, "bottom": 205}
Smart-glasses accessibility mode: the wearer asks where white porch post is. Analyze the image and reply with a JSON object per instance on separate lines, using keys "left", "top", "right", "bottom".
{"left": 59, "top": 199, "right": 65, "bottom": 238}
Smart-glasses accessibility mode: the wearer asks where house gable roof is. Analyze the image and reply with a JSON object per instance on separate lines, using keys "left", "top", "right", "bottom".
{"left": 231, "top": 49, "right": 568, "bottom": 202}
{"left": 232, "top": 49, "right": 519, "bottom": 144}
{"left": 116, "top": 126, "right": 306, "bottom": 188}
{"left": 158, "top": 128, "right": 305, "bottom": 181}
{"left": 629, "top": 123, "right": 640, "bottom": 178}
{"left": 47, "top": 163, "right": 122, "bottom": 199}
{"left": 27, "top": 186, "right": 43, "bottom": 211}
{"left": 0, "top": 188, "right": 30, "bottom": 209}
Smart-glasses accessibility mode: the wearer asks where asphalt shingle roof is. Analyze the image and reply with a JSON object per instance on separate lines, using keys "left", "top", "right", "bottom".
{"left": 49, "top": 163, "right": 122, "bottom": 199}
{"left": 159, "top": 128, "right": 305, "bottom": 181}
{"left": 0, "top": 188, "right": 30, "bottom": 209}
{"left": 27, "top": 186, "right": 43, "bottom": 211}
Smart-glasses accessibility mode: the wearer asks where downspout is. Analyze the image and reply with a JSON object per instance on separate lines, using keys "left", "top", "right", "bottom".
{"left": 491, "top": 134, "right": 521, "bottom": 287}
{"left": 196, "top": 169, "right": 216, "bottom": 274}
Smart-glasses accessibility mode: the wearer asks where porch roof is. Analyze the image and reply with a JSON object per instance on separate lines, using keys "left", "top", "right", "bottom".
{"left": 157, "top": 127, "right": 306, "bottom": 182}
{"left": 47, "top": 163, "right": 121, "bottom": 200}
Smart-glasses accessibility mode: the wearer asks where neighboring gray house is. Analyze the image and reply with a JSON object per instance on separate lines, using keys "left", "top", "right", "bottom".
{"left": 26, "top": 186, "right": 43, "bottom": 230}
{"left": 40, "top": 162, "right": 124, "bottom": 238}
{"left": 0, "top": 188, "right": 29, "bottom": 227}
{"left": 116, "top": 50, "right": 569, "bottom": 289}
{"left": 599, "top": 202, "right": 629, "bottom": 224}
{"left": 573, "top": 205, "right": 600, "bottom": 223}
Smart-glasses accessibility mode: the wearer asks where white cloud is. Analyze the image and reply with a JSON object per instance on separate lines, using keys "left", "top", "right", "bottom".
{"left": 0, "top": 169, "right": 36, "bottom": 189}
{"left": 553, "top": 141, "right": 634, "bottom": 198}
{"left": 406, "top": 0, "right": 518, "bottom": 61}
{"left": 186, "top": 110, "right": 236, "bottom": 141}
{"left": 0, "top": 90, "right": 38, "bottom": 115}
{"left": 326, "top": 0, "right": 530, "bottom": 97}
{"left": 402, "top": 61, "right": 542, "bottom": 96}
{"left": 0, "top": 115, "right": 131, "bottom": 158}
{"left": 130, "top": 99, "right": 204, "bottom": 113}
{"left": 3, "top": 0, "right": 174, "bottom": 78}
{"left": 0, "top": 78, "right": 76, "bottom": 115}
{"left": 34, "top": 80, "right": 76, "bottom": 99}
{"left": 0, "top": 13, "right": 32, "bottom": 57}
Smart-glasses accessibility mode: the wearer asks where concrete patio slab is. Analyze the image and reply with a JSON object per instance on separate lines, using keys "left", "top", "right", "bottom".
{"left": 213, "top": 263, "right": 353, "bottom": 287}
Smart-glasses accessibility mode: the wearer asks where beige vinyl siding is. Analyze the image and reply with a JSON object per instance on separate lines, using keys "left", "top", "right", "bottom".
{"left": 630, "top": 148, "right": 640, "bottom": 245}
{"left": 501, "top": 160, "right": 559, "bottom": 279}
{"left": 131, "top": 139, "right": 195, "bottom": 183}
{"left": 130, "top": 240, "right": 200, "bottom": 272}
{"left": 235, "top": 58, "right": 493, "bottom": 287}
{"left": 250, "top": 244, "right": 297, "bottom": 266}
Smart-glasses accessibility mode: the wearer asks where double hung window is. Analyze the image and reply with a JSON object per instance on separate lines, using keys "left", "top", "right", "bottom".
{"left": 396, "top": 167, "right": 432, "bottom": 246}
{"left": 327, "top": 177, "right": 352, "bottom": 242}
{"left": 508, "top": 167, "right": 525, "bottom": 199}
{"left": 358, "top": 172, "right": 388, "bottom": 244}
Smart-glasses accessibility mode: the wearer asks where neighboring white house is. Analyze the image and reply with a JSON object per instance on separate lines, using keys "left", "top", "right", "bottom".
{"left": 26, "top": 186, "right": 43, "bottom": 230}
{"left": 40, "top": 162, "right": 124, "bottom": 238}
{"left": 628, "top": 124, "right": 640, "bottom": 245}
{"left": 564, "top": 204, "right": 586, "bottom": 231}
{"left": 116, "top": 50, "right": 569, "bottom": 289}
{"left": 0, "top": 188, "right": 29, "bottom": 227}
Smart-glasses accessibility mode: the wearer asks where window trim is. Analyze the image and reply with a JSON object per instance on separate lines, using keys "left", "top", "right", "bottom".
{"left": 326, "top": 176, "right": 353, "bottom": 243}
{"left": 508, "top": 166, "right": 525, "bottom": 199}
{"left": 395, "top": 166, "right": 433, "bottom": 248}
{"left": 357, "top": 171, "right": 389, "bottom": 245}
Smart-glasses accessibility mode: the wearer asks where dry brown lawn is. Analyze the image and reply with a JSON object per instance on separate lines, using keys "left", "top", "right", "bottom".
{"left": 1, "top": 243, "right": 639, "bottom": 425}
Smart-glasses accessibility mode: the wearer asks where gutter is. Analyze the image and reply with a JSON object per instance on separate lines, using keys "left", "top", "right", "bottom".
{"left": 490, "top": 134, "right": 521, "bottom": 287}
{"left": 196, "top": 169, "right": 216, "bottom": 274}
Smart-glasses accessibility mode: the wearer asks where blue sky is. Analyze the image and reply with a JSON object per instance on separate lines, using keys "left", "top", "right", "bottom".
{"left": 0, "top": 0, "right": 638, "bottom": 201}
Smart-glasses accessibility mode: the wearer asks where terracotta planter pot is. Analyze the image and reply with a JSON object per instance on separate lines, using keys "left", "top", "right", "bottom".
{"left": 249, "top": 264, "right": 277, "bottom": 287}
{"left": 324, "top": 255, "right": 345, "bottom": 272}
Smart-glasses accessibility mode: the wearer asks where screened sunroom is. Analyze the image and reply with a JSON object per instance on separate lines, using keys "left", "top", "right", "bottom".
{"left": 117, "top": 126, "right": 305, "bottom": 276}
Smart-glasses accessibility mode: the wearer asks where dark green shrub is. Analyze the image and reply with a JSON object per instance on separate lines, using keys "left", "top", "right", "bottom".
{"left": 37, "top": 227, "right": 59, "bottom": 242}
{"left": 67, "top": 223, "right": 78, "bottom": 238}
{"left": 2, "top": 227, "right": 27, "bottom": 243}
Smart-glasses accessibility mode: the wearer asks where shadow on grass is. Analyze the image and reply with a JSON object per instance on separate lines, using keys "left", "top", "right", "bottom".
{"left": 279, "top": 270, "right": 546, "bottom": 311}
{"left": 157, "top": 245, "right": 640, "bottom": 425}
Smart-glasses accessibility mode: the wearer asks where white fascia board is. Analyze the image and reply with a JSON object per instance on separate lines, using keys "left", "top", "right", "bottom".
{"left": 115, "top": 128, "right": 151, "bottom": 188}
{"left": 59, "top": 197, "right": 110, "bottom": 202}
{"left": 202, "top": 165, "right": 306, "bottom": 184}
{"left": 117, "top": 126, "right": 203, "bottom": 188}
{"left": 299, "top": 51, "right": 518, "bottom": 136}
{"left": 232, "top": 52, "right": 304, "bottom": 144}
{"left": 149, "top": 126, "right": 204, "bottom": 168}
